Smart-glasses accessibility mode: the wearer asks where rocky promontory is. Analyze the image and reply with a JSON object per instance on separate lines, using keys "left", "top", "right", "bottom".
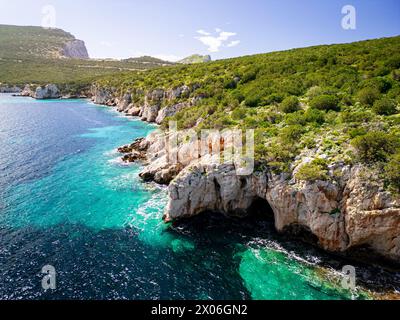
{"left": 119, "top": 131, "right": 400, "bottom": 262}
{"left": 90, "top": 84, "right": 202, "bottom": 125}
{"left": 20, "top": 84, "right": 61, "bottom": 99}
{"left": 91, "top": 85, "right": 400, "bottom": 263}
{"left": 61, "top": 39, "right": 89, "bottom": 59}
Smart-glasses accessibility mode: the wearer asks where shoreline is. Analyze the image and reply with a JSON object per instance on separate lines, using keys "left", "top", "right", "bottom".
{"left": 8, "top": 87, "right": 400, "bottom": 265}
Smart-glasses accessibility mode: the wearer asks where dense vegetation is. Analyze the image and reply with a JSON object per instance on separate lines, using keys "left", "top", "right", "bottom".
{"left": 0, "top": 25, "right": 173, "bottom": 84}
{"left": 95, "top": 36, "right": 400, "bottom": 192}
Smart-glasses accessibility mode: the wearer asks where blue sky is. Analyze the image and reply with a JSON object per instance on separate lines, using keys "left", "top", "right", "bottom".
{"left": 0, "top": 0, "right": 399, "bottom": 61}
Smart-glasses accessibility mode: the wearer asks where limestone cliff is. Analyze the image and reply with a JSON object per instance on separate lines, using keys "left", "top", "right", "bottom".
{"left": 20, "top": 84, "right": 61, "bottom": 99}
{"left": 90, "top": 84, "right": 202, "bottom": 124}
{"left": 61, "top": 39, "right": 89, "bottom": 59}
{"left": 91, "top": 85, "right": 400, "bottom": 263}
{"left": 119, "top": 131, "right": 400, "bottom": 262}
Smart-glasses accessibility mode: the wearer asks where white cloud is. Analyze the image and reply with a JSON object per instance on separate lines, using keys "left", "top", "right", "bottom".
{"left": 197, "top": 29, "right": 211, "bottom": 36}
{"left": 227, "top": 40, "right": 240, "bottom": 47}
{"left": 195, "top": 29, "right": 239, "bottom": 52}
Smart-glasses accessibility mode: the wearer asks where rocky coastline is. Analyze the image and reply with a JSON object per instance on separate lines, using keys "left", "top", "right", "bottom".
{"left": 11, "top": 83, "right": 400, "bottom": 264}
{"left": 88, "top": 85, "right": 400, "bottom": 264}
{"left": 0, "top": 83, "right": 90, "bottom": 100}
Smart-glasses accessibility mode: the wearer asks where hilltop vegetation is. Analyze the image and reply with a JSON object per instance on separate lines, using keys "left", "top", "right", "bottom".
{"left": 178, "top": 54, "right": 212, "bottom": 64}
{"left": 0, "top": 25, "right": 76, "bottom": 59}
{"left": 0, "top": 25, "right": 173, "bottom": 85}
{"left": 95, "top": 36, "right": 400, "bottom": 193}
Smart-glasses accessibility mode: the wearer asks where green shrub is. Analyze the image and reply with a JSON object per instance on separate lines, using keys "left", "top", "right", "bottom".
{"left": 245, "top": 95, "right": 261, "bottom": 108}
{"left": 304, "top": 108, "right": 325, "bottom": 125}
{"left": 361, "top": 77, "right": 392, "bottom": 94}
{"left": 306, "top": 86, "right": 324, "bottom": 99}
{"left": 231, "top": 107, "right": 247, "bottom": 120}
{"left": 356, "top": 87, "right": 381, "bottom": 106}
{"left": 349, "top": 127, "right": 368, "bottom": 138}
{"left": 280, "top": 96, "right": 300, "bottom": 113}
{"left": 285, "top": 111, "right": 306, "bottom": 125}
{"left": 309, "top": 95, "right": 340, "bottom": 111}
{"left": 340, "top": 111, "right": 372, "bottom": 123}
{"left": 264, "top": 93, "right": 285, "bottom": 105}
{"left": 385, "top": 153, "right": 400, "bottom": 192}
{"left": 296, "top": 159, "right": 328, "bottom": 181}
{"left": 351, "top": 131, "right": 399, "bottom": 163}
{"left": 373, "top": 98, "right": 398, "bottom": 115}
{"left": 385, "top": 55, "right": 400, "bottom": 69}
{"left": 280, "top": 125, "right": 306, "bottom": 142}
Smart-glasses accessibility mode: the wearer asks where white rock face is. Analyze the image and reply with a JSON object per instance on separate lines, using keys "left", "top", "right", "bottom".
{"left": 116, "top": 93, "right": 132, "bottom": 112}
{"left": 20, "top": 85, "right": 33, "bottom": 96}
{"left": 33, "top": 84, "right": 61, "bottom": 99}
{"left": 164, "top": 159, "right": 400, "bottom": 260}
{"left": 90, "top": 85, "right": 202, "bottom": 123}
{"left": 91, "top": 84, "right": 400, "bottom": 261}
{"left": 155, "top": 103, "right": 188, "bottom": 124}
{"left": 141, "top": 104, "right": 160, "bottom": 123}
{"left": 130, "top": 132, "right": 400, "bottom": 261}
{"left": 62, "top": 40, "right": 89, "bottom": 59}
{"left": 91, "top": 86, "right": 113, "bottom": 105}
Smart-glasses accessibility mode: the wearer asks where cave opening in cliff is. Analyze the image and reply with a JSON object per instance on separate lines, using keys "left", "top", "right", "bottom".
{"left": 247, "top": 197, "right": 275, "bottom": 220}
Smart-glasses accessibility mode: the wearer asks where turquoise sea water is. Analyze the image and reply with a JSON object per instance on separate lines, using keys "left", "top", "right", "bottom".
{"left": 0, "top": 94, "right": 397, "bottom": 300}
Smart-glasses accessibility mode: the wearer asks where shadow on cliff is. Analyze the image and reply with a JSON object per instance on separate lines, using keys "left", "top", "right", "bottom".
{"left": 167, "top": 203, "right": 400, "bottom": 296}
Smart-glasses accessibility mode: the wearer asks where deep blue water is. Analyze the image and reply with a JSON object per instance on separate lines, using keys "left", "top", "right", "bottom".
{"left": 0, "top": 94, "right": 398, "bottom": 300}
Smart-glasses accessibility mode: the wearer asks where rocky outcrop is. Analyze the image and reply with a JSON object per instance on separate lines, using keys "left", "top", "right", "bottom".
{"left": 163, "top": 158, "right": 400, "bottom": 261}
{"left": 33, "top": 84, "right": 61, "bottom": 99}
{"left": 61, "top": 39, "right": 89, "bottom": 59}
{"left": 0, "top": 85, "right": 21, "bottom": 93}
{"left": 118, "top": 138, "right": 149, "bottom": 163}
{"left": 90, "top": 84, "right": 203, "bottom": 124}
{"left": 18, "top": 84, "right": 61, "bottom": 99}
{"left": 20, "top": 85, "right": 33, "bottom": 96}
{"left": 178, "top": 54, "right": 212, "bottom": 64}
{"left": 124, "top": 131, "right": 400, "bottom": 262}
{"left": 94, "top": 80, "right": 400, "bottom": 261}
{"left": 155, "top": 102, "right": 187, "bottom": 124}
{"left": 116, "top": 93, "right": 132, "bottom": 111}
{"left": 91, "top": 86, "right": 115, "bottom": 105}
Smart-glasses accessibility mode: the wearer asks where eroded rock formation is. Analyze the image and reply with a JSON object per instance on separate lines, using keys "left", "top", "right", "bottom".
{"left": 19, "top": 84, "right": 61, "bottom": 99}
{"left": 119, "top": 131, "right": 400, "bottom": 261}
{"left": 61, "top": 39, "right": 89, "bottom": 59}
{"left": 90, "top": 85, "right": 202, "bottom": 125}
{"left": 94, "top": 84, "right": 400, "bottom": 262}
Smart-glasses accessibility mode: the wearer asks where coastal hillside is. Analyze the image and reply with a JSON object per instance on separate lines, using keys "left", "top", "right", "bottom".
{"left": 92, "top": 36, "right": 400, "bottom": 260}
{"left": 95, "top": 36, "right": 400, "bottom": 190}
{"left": 0, "top": 24, "right": 88, "bottom": 59}
{"left": 0, "top": 25, "right": 172, "bottom": 84}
